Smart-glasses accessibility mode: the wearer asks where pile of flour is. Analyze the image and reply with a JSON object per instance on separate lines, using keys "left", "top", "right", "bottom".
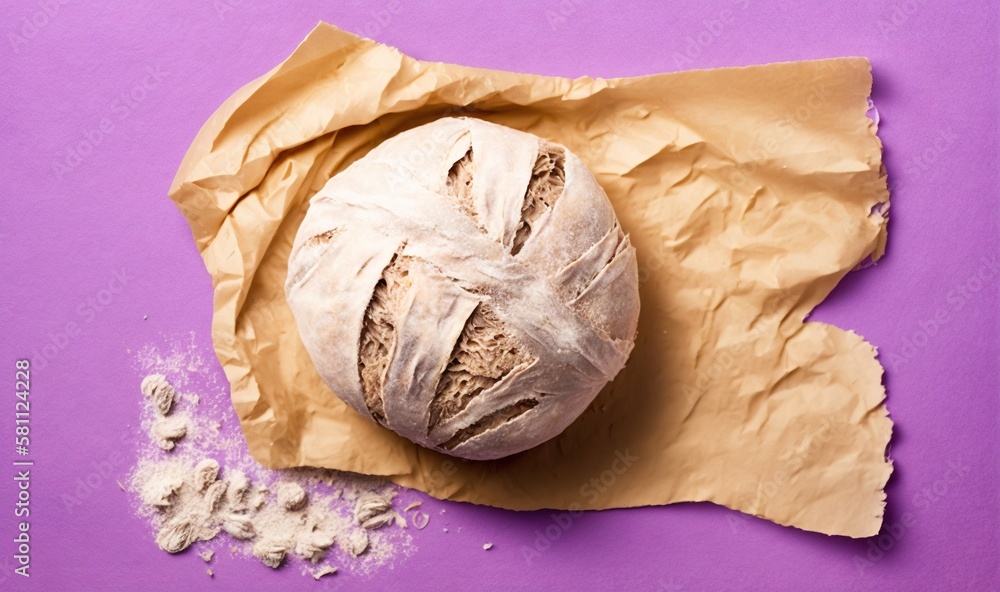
{"left": 127, "top": 338, "right": 421, "bottom": 580}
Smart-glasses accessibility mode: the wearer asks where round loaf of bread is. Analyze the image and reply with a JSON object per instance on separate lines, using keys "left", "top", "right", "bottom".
{"left": 286, "top": 117, "right": 640, "bottom": 460}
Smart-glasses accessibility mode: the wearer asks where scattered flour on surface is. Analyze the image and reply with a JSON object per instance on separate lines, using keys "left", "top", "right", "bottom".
{"left": 127, "top": 336, "right": 417, "bottom": 580}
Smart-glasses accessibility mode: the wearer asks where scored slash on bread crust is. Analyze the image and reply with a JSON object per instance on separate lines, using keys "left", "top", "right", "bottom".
{"left": 357, "top": 253, "right": 411, "bottom": 424}
{"left": 511, "top": 145, "right": 565, "bottom": 256}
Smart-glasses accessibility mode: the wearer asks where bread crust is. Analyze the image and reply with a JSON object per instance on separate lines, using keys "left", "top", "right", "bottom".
{"left": 286, "top": 117, "right": 639, "bottom": 460}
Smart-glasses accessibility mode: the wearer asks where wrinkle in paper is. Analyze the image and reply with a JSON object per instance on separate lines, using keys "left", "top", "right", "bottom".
{"left": 169, "top": 23, "right": 892, "bottom": 538}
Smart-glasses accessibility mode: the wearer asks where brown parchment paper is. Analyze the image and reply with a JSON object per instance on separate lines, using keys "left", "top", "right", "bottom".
{"left": 169, "top": 23, "right": 892, "bottom": 538}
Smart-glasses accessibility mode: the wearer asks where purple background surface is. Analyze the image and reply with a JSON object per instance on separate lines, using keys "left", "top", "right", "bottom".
{"left": 1, "top": 1, "right": 997, "bottom": 590}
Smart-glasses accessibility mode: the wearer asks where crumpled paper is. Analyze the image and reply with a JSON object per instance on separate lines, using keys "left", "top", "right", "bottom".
{"left": 169, "top": 22, "right": 892, "bottom": 537}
